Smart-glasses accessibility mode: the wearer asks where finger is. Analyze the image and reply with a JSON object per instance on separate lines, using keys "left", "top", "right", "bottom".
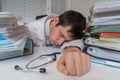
{"left": 57, "top": 55, "right": 69, "bottom": 75}
{"left": 81, "top": 53, "right": 91, "bottom": 74}
{"left": 86, "top": 54, "right": 91, "bottom": 72}
{"left": 74, "top": 52, "right": 83, "bottom": 76}
{"left": 65, "top": 52, "right": 76, "bottom": 76}
{"left": 81, "top": 53, "right": 87, "bottom": 75}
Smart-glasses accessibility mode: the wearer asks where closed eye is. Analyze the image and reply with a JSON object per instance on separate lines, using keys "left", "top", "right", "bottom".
{"left": 60, "top": 32, "right": 64, "bottom": 38}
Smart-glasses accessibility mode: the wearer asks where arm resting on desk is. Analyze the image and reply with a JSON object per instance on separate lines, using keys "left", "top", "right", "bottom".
{"left": 57, "top": 40, "right": 91, "bottom": 76}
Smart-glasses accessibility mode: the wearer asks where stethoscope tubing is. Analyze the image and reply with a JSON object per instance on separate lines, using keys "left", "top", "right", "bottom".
{"left": 14, "top": 52, "right": 61, "bottom": 73}
{"left": 15, "top": 65, "right": 46, "bottom": 73}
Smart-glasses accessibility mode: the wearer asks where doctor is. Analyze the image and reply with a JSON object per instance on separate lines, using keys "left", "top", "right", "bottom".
{"left": 25, "top": 10, "right": 91, "bottom": 76}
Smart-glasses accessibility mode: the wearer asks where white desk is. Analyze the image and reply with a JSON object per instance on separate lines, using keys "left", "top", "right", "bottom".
{"left": 0, "top": 47, "right": 120, "bottom": 80}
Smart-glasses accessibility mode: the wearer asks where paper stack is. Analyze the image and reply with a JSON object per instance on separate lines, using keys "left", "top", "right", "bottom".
{"left": 89, "top": 0, "right": 120, "bottom": 26}
{"left": 0, "top": 12, "right": 32, "bottom": 60}
{"left": 84, "top": 1, "right": 120, "bottom": 68}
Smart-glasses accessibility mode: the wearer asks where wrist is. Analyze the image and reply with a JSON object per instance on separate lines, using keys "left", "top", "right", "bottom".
{"left": 64, "top": 46, "right": 81, "bottom": 52}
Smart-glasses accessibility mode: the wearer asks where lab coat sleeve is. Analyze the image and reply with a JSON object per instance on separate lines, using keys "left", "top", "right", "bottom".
{"left": 61, "top": 39, "right": 84, "bottom": 51}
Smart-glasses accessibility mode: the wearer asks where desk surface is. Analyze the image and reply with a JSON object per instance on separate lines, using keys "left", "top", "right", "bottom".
{"left": 0, "top": 47, "right": 120, "bottom": 80}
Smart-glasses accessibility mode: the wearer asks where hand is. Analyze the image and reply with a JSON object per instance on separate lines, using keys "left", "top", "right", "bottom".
{"left": 57, "top": 46, "right": 91, "bottom": 76}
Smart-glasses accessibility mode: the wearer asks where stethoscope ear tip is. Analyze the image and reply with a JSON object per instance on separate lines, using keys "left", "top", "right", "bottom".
{"left": 14, "top": 65, "right": 22, "bottom": 71}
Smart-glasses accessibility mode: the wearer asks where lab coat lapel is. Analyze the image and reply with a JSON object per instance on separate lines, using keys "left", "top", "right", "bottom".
{"left": 35, "top": 17, "right": 47, "bottom": 41}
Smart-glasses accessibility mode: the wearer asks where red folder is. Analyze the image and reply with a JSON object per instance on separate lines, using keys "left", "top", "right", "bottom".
{"left": 99, "top": 32, "right": 120, "bottom": 37}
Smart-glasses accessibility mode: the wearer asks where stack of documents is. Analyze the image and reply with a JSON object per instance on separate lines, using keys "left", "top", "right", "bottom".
{"left": 89, "top": 1, "right": 120, "bottom": 18}
{"left": 89, "top": 1, "right": 120, "bottom": 26}
{"left": 0, "top": 12, "right": 33, "bottom": 60}
{"left": 84, "top": 37, "right": 120, "bottom": 68}
{"left": 84, "top": 1, "right": 120, "bottom": 68}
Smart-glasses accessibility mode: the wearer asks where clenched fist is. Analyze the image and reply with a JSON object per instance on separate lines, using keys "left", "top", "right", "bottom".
{"left": 57, "top": 46, "right": 91, "bottom": 76}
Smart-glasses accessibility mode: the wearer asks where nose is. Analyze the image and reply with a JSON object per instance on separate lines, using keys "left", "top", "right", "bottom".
{"left": 57, "top": 38, "right": 65, "bottom": 45}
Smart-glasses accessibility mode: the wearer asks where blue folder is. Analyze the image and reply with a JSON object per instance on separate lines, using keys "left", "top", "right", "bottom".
{"left": 84, "top": 46, "right": 120, "bottom": 68}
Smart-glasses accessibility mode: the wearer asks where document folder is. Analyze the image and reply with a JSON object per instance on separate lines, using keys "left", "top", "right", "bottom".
{"left": 91, "top": 57, "right": 120, "bottom": 68}
{"left": 84, "top": 46, "right": 120, "bottom": 62}
{"left": 88, "top": 25, "right": 120, "bottom": 35}
{"left": 84, "top": 37, "right": 120, "bottom": 68}
{"left": 85, "top": 37, "right": 120, "bottom": 51}
{"left": 0, "top": 39, "right": 33, "bottom": 61}
{"left": 84, "top": 46, "right": 120, "bottom": 68}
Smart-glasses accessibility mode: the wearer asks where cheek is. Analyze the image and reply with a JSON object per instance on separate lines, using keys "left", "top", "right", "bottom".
{"left": 50, "top": 27, "right": 60, "bottom": 41}
{"left": 50, "top": 31, "right": 58, "bottom": 41}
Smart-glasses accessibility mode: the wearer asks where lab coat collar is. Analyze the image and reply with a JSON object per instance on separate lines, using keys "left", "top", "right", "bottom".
{"left": 37, "top": 14, "right": 57, "bottom": 41}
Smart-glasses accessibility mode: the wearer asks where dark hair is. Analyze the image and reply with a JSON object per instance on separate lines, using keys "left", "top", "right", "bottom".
{"left": 56, "top": 10, "right": 86, "bottom": 39}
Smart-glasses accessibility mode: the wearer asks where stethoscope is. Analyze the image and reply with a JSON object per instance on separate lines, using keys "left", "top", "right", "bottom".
{"left": 15, "top": 52, "right": 61, "bottom": 73}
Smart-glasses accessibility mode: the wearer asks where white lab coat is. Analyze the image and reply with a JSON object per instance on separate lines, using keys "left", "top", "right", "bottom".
{"left": 25, "top": 15, "right": 84, "bottom": 51}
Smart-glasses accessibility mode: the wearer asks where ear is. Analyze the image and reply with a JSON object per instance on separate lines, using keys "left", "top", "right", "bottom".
{"left": 53, "top": 16, "right": 59, "bottom": 25}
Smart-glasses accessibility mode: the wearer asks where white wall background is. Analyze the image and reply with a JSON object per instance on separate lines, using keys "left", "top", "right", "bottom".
{"left": 0, "top": 0, "right": 119, "bottom": 23}
{"left": 0, "top": 0, "right": 66, "bottom": 23}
